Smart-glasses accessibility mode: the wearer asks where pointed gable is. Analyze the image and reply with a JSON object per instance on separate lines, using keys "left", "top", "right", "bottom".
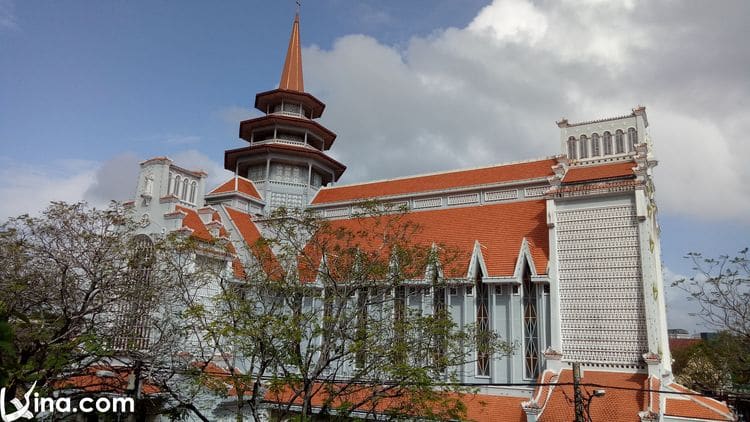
{"left": 306, "top": 200, "right": 548, "bottom": 279}
{"left": 208, "top": 177, "right": 262, "bottom": 200}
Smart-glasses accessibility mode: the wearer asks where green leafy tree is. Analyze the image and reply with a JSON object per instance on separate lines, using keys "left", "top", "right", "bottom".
{"left": 186, "top": 204, "right": 515, "bottom": 421}
{"left": 673, "top": 249, "right": 750, "bottom": 392}
{"left": 0, "top": 202, "right": 140, "bottom": 399}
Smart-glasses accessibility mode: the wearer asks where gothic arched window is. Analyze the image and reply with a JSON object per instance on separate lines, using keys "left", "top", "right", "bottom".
{"left": 173, "top": 175, "right": 181, "bottom": 196}
{"left": 567, "top": 137, "right": 577, "bottom": 159}
{"left": 189, "top": 181, "right": 197, "bottom": 204}
{"left": 603, "top": 131, "right": 613, "bottom": 155}
{"left": 181, "top": 178, "right": 189, "bottom": 201}
{"left": 522, "top": 265, "right": 539, "bottom": 379}
{"left": 579, "top": 135, "right": 589, "bottom": 159}
{"left": 628, "top": 127, "right": 638, "bottom": 151}
{"left": 476, "top": 271, "right": 490, "bottom": 377}
{"left": 167, "top": 172, "right": 174, "bottom": 195}
{"left": 615, "top": 130, "right": 625, "bottom": 154}
{"left": 591, "top": 133, "right": 601, "bottom": 157}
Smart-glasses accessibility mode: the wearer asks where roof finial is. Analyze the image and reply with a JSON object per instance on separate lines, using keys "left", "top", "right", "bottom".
{"left": 279, "top": 8, "right": 304, "bottom": 92}
{"left": 296, "top": 0, "right": 301, "bottom": 14}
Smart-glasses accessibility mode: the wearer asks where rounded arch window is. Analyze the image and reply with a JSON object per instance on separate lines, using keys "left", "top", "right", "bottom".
{"left": 189, "top": 181, "right": 197, "bottom": 204}
{"left": 167, "top": 172, "right": 174, "bottom": 195}
{"left": 579, "top": 135, "right": 589, "bottom": 158}
{"left": 567, "top": 136, "right": 577, "bottom": 159}
{"left": 591, "top": 133, "right": 601, "bottom": 156}
{"left": 603, "top": 131, "right": 613, "bottom": 155}
{"left": 173, "top": 175, "right": 181, "bottom": 196}
{"left": 628, "top": 127, "right": 638, "bottom": 151}
{"left": 181, "top": 178, "right": 189, "bottom": 201}
{"left": 615, "top": 130, "right": 625, "bottom": 154}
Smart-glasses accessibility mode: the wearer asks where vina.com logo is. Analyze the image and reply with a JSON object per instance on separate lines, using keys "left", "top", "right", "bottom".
{"left": 0, "top": 382, "right": 134, "bottom": 421}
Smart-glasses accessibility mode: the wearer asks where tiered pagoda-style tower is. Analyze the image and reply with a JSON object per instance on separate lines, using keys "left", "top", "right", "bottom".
{"left": 224, "top": 13, "right": 346, "bottom": 212}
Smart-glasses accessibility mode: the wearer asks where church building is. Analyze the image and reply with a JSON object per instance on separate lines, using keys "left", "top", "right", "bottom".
{"left": 126, "top": 13, "right": 736, "bottom": 422}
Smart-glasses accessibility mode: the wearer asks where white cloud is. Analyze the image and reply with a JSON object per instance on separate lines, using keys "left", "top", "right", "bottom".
{"left": 171, "top": 149, "right": 232, "bottom": 192}
{"left": 0, "top": 157, "right": 98, "bottom": 220}
{"left": 83, "top": 153, "right": 141, "bottom": 206}
{"left": 0, "top": 150, "right": 229, "bottom": 222}
{"left": 468, "top": 0, "right": 548, "bottom": 46}
{"left": 302, "top": 0, "right": 750, "bottom": 223}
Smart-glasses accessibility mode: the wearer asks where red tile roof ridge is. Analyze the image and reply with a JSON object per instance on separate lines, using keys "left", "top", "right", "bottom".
{"left": 208, "top": 175, "right": 263, "bottom": 200}
{"left": 526, "top": 369, "right": 559, "bottom": 410}
{"left": 170, "top": 162, "right": 208, "bottom": 177}
{"left": 666, "top": 383, "right": 735, "bottom": 418}
{"left": 318, "top": 156, "right": 560, "bottom": 191}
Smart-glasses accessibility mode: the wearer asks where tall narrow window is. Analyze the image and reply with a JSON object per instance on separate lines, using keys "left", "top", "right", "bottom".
{"left": 603, "top": 131, "right": 613, "bottom": 155}
{"left": 181, "top": 178, "right": 189, "bottom": 201}
{"left": 628, "top": 127, "right": 638, "bottom": 151}
{"left": 591, "top": 133, "right": 601, "bottom": 156}
{"left": 579, "top": 135, "right": 589, "bottom": 158}
{"left": 476, "top": 273, "right": 490, "bottom": 377}
{"left": 189, "top": 181, "right": 197, "bottom": 204}
{"left": 167, "top": 172, "right": 174, "bottom": 196}
{"left": 433, "top": 286, "right": 447, "bottom": 372}
{"left": 567, "top": 137, "right": 577, "bottom": 159}
{"left": 615, "top": 129, "right": 625, "bottom": 154}
{"left": 113, "top": 235, "right": 154, "bottom": 351}
{"left": 355, "top": 288, "right": 369, "bottom": 369}
{"left": 393, "top": 286, "right": 407, "bottom": 364}
{"left": 522, "top": 267, "right": 540, "bottom": 379}
{"left": 173, "top": 175, "right": 181, "bottom": 196}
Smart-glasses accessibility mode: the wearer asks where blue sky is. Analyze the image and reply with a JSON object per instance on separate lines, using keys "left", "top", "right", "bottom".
{"left": 1, "top": 0, "right": 749, "bottom": 333}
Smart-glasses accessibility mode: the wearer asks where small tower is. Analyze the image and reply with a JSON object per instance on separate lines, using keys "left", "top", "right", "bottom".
{"left": 224, "top": 13, "right": 346, "bottom": 213}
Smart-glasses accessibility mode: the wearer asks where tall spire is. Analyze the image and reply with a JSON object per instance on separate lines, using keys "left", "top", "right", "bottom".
{"left": 279, "top": 13, "right": 304, "bottom": 92}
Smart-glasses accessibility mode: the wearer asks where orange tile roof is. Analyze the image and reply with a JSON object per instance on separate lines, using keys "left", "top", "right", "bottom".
{"left": 302, "top": 200, "right": 548, "bottom": 280}
{"left": 265, "top": 382, "right": 526, "bottom": 421}
{"left": 562, "top": 161, "right": 635, "bottom": 183}
{"left": 669, "top": 338, "right": 702, "bottom": 352}
{"left": 665, "top": 397, "right": 734, "bottom": 421}
{"left": 55, "top": 366, "right": 160, "bottom": 395}
{"left": 537, "top": 370, "right": 649, "bottom": 422}
{"left": 312, "top": 158, "right": 557, "bottom": 204}
{"left": 279, "top": 13, "right": 304, "bottom": 92}
{"left": 209, "top": 177, "right": 262, "bottom": 200}
{"left": 176, "top": 205, "right": 213, "bottom": 241}
{"left": 667, "top": 383, "right": 734, "bottom": 420}
{"left": 224, "top": 207, "right": 283, "bottom": 279}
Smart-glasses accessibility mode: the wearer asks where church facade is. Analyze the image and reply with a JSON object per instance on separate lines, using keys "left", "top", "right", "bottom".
{"left": 125, "top": 13, "right": 736, "bottom": 422}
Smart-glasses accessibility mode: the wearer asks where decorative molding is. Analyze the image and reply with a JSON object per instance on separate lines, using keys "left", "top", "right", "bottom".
{"left": 412, "top": 197, "right": 442, "bottom": 209}
{"left": 525, "top": 186, "right": 547, "bottom": 197}
{"left": 484, "top": 189, "right": 518, "bottom": 202}
{"left": 447, "top": 192, "right": 479, "bottom": 206}
{"left": 324, "top": 207, "right": 349, "bottom": 218}
{"left": 556, "top": 204, "right": 648, "bottom": 365}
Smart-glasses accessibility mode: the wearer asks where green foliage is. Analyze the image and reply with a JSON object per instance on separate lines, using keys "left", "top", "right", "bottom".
{"left": 672, "top": 249, "right": 750, "bottom": 394}
{"left": 177, "top": 204, "right": 514, "bottom": 421}
{"left": 0, "top": 201, "right": 140, "bottom": 396}
{"left": 672, "top": 332, "right": 750, "bottom": 392}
